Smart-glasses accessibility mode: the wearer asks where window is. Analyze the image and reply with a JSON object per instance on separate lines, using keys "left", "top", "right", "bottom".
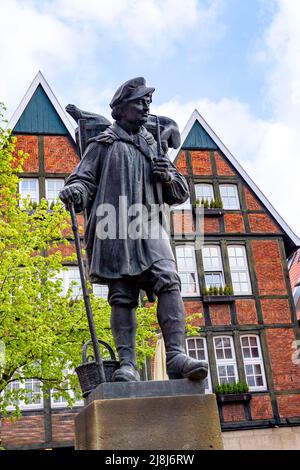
{"left": 186, "top": 337, "right": 211, "bottom": 392}
{"left": 213, "top": 336, "right": 238, "bottom": 384}
{"left": 65, "top": 267, "right": 82, "bottom": 297}
{"left": 241, "top": 335, "right": 267, "bottom": 391}
{"left": 46, "top": 179, "right": 64, "bottom": 204}
{"left": 19, "top": 178, "right": 39, "bottom": 203}
{"left": 7, "top": 378, "right": 43, "bottom": 410}
{"left": 51, "top": 368, "right": 84, "bottom": 408}
{"left": 54, "top": 267, "right": 82, "bottom": 298}
{"left": 202, "top": 245, "right": 224, "bottom": 289}
{"left": 172, "top": 197, "right": 191, "bottom": 210}
{"left": 195, "top": 184, "right": 214, "bottom": 203}
{"left": 93, "top": 284, "right": 109, "bottom": 299}
{"left": 220, "top": 184, "right": 240, "bottom": 210}
{"left": 175, "top": 245, "right": 199, "bottom": 296}
{"left": 228, "top": 245, "right": 252, "bottom": 295}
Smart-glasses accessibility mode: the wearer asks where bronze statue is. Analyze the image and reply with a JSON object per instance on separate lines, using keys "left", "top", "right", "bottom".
{"left": 60, "top": 77, "right": 208, "bottom": 382}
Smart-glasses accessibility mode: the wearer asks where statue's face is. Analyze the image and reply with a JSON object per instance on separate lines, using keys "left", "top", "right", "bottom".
{"left": 121, "top": 95, "right": 151, "bottom": 128}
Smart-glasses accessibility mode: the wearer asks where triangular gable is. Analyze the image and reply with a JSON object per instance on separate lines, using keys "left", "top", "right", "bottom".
{"left": 171, "top": 109, "right": 300, "bottom": 254}
{"left": 8, "top": 71, "right": 75, "bottom": 141}
{"left": 182, "top": 120, "right": 217, "bottom": 149}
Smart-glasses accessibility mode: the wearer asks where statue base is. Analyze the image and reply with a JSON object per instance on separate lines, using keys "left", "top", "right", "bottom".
{"left": 74, "top": 380, "right": 223, "bottom": 450}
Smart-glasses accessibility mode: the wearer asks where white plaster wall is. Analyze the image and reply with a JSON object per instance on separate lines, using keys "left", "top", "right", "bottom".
{"left": 223, "top": 426, "right": 300, "bottom": 450}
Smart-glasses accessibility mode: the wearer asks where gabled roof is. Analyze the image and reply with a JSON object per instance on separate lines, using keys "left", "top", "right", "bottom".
{"left": 7, "top": 71, "right": 75, "bottom": 141}
{"left": 171, "top": 109, "right": 300, "bottom": 254}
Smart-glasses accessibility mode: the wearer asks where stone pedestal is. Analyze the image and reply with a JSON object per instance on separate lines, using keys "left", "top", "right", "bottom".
{"left": 75, "top": 380, "right": 223, "bottom": 450}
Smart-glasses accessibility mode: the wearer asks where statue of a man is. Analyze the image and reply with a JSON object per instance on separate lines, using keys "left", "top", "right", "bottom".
{"left": 60, "top": 77, "right": 208, "bottom": 382}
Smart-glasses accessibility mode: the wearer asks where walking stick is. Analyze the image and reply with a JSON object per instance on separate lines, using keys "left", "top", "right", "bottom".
{"left": 68, "top": 202, "right": 106, "bottom": 384}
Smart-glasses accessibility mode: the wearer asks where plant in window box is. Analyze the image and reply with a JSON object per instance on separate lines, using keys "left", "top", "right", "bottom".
{"left": 223, "top": 284, "right": 234, "bottom": 296}
{"left": 214, "top": 198, "right": 223, "bottom": 209}
{"left": 203, "top": 284, "right": 234, "bottom": 303}
{"left": 213, "top": 286, "right": 219, "bottom": 296}
{"left": 204, "top": 199, "right": 209, "bottom": 209}
{"left": 215, "top": 381, "right": 251, "bottom": 403}
{"left": 203, "top": 286, "right": 209, "bottom": 296}
{"left": 227, "top": 285, "right": 234, "bottom": 295}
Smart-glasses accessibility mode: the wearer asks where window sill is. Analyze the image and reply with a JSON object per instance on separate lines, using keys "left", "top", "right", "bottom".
{"left": 193, "top": 207, "right": 224, "bottom": 217}
{"left": 216, "top": 392, "right": 252, "bottom": 403}
{"left": 202, "top": 295, "right": 235, "bottom": 304}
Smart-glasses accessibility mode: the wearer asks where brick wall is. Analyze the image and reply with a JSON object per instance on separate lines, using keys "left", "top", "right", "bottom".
{"left": 214, "top": 152, "right": 234, "bottom": 176}
{"left": 175, "top": 151, "right": 188, "bottom": 175}
{"left": 222, "top": 403, "right": 245, "bottom": 422}
{"left": 191, "top": 150, "right": 212, "bottom": 175}
{"left": 2, "top": 415, "right": 45, "bottom": 447}
{"left": 250, "top": 395, "right": 274, "bottom": 420}
{"left": 51, "top": 413, "right": 76, "bottom": 443}
{"left": 277, "top": 395, "right": 300, "bottom": 418}
{"left": 15, "top": 135, "right": 39, "bottom": 172}
{"left": 249, "top": 214, "right": 280, "bottom": 233}
{"left": 209, "top": 304, "right": 231, "bottom": 325}
{"left": 224, "top": 213, "right": 245, "bottom": 233}
{"left": 184, "top": 300, "right": 205, "bottom": 326}
{"left": 204, "top": 216, "right": 219, "bottom": 233}
{"left": 44, "top": 136, "right": 78, "bottom": 173}
{"left": 261, "top": 298, "right": 291, "bottom": 324}
{"left": 252, "top": 240, "right": 287, "bottom": 295}
{"left": 47, "top": 242, "right": 77, "bottom": 259}
{"left": 173, "top": 212, "right": 194, "bottom": 234}
{"left": 266, "top": 329, "right": 300, "bottom": 391}
{"left": 235, "top": 299, "right": 258, "bottom": 324}
{"left": 244, "top": 187, "right": 263, "bottom": 211}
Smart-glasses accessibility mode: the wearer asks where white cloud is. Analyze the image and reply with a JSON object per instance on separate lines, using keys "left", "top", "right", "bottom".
{"left": 43, "top": 0, "right": 225, "bottom": 56}
{"left": 154, "top": 0, "right": 300, "bottom": 239}
{"left": 0, "top": 0, "right": 225, "bottom": 118}
{"left": 0, "top": 0, "right": 81, "bottom": 114}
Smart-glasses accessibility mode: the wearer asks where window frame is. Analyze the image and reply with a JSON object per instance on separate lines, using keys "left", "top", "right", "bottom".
{"left": 219, "top": 184, "right": 240, "bottom": 210}
{"left": 195, "top": 183, "right": 214, "bottom": 204}
{"left": 240, "top": 334, "right": 267, "bottom": 391}
{"left": 213, "top": 335, "right": 239, "bottom": 385}
{"left": 175, "top": 244, "right": 200, "bottom": 297}
{"left": 19, "top": 178, "right": 39, "bottom": 204}
{"left": 6, "top": 377, "right": 44, "bottom": 411}
{"left": 51, "top": 368, "right": 84, "bottom": 409}
{"left": 45, "top": 178, "right": 65, "bottom": 204}
{"left": 92, "top": 284, "right": 109, "bottom": 300}
{"left": 227, "top": 244, "right": 252, "bottom": 295}
{"left": 186, "top": 336, "right": 212, "bottom": 393}
{"left": 202, "top": 244, "right": 225, "bottom": 289}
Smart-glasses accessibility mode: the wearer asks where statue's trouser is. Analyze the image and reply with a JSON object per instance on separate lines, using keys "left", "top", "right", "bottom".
{"left": 108, "top": 259, "right": 208, "bottom": 381}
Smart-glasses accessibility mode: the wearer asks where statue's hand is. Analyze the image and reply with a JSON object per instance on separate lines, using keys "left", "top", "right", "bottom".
{"left": 59, "top": 184, "right": 83, "bottom": 206}
{"left": 152, "top": 156, "right": 173, "bottom": 183}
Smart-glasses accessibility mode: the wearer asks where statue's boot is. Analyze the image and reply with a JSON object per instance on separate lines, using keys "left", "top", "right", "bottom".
{"left": 110, "top": 306, "right": 140, "bottom": 382}
{"left": 157, "top": 289, "right": 208, "bottom": 380}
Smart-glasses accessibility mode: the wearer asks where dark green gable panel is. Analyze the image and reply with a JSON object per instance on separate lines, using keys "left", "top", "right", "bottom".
{"left": 14, "top": 85, "right": 68, "bottom": 135}
{"left": 182, "top": 120, "right": 217, "bottom": 149}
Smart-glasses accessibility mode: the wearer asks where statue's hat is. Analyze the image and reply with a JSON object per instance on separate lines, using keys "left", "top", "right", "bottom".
{"left": 110, "top": 77, "right": 155, "bottom": 108}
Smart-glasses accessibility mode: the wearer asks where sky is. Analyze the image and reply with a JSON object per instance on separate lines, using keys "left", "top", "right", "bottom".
{"left": 1, "top": 0, "right": 300, "bottom": 238}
